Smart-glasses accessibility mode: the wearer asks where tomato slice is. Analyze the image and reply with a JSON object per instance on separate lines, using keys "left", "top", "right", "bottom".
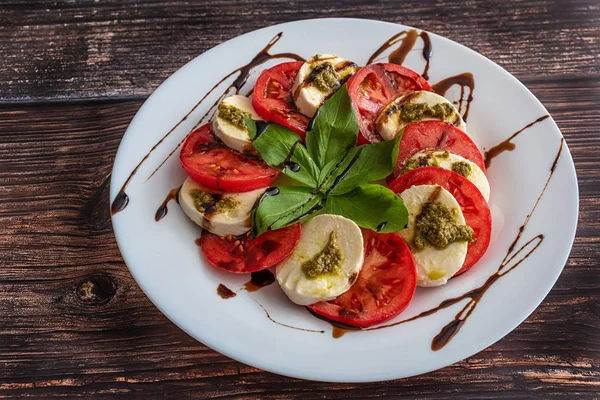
{"left": 388, "top": 121, "right": 486, "bottom": 183}
{"left": 180, "top": 124, "right": 278, "bottom": 192}
{"left": 252, "top": 61, "right": 309, "bottom": 139}
{"left": 200, "top": 224, "right": 301, "bottom": 273}
{"left": 347, "top": 63, "right": 432, "bottom": 144}
{"left": 388, "top": 167, "right": 492, "bottom": 275}
{"left": 308, "top": 229, "right": 417, "bottom": 328}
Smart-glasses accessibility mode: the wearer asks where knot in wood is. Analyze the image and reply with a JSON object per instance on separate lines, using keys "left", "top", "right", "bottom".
{"left": 76, "top": 275, "right": 117, "bottom": 306}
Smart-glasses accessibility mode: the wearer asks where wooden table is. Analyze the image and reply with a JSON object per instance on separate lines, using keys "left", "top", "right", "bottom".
{"left": 1, "top": 1, "right": 598, "bottom": 398}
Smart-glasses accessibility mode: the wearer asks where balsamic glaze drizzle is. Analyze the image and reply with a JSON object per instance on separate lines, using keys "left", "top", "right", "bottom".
{"left": 115, "top": 28, "right": 565, "bottom": 349}
{"left": 432, "top": 73, "right": 475, "bottom": 121}
{"left": 367, "top": 29, "right": 432, "bottom": 80}
{"left": 277, "top": 140, "right": 302, "bottom": 173}
{"left": 251, "top": 298, "right": 325, "bottom": 334}
{"left": 243, "top": 270, "right": 276, "bottom": 292}
{"left": 155, "top": 186, "right": 181, "bottom": 222}
{"left": 335, "top": 137, "right": 564, "bottom": 350}
{"left": 111, "top": 32, "right": 304, "bottom": 216}
{"left": 217, "top": 284, "right": 236, "bottom": 299}
{"left": 324, "top": 150, "right": 362, "bottom": 195}
{"left": 376, "top": 221, "right": 387, "bottom": 232}
{"left": 484, "top": 115, "right": 550, "bottom": 168}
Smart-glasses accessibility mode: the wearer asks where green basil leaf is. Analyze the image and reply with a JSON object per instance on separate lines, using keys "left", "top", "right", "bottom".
{"left": 316, "top": 147, "right": 362, "bottom": 192}
{"left": 305, "top": 84, "right": 359, "bottom": 169}
{"left": 324, "top": 133, "right": 402, "bottom": 195}
{"left": 252, "top": 186, "right": 325, "bottom": 237}
{"left": 324, "top": 184, "right": 408, "bottom": 233}
{"left": 251, "top": 123, "right": 320, "bottom": 188}
{"left": 244, "top": 116, "right": 257, "bottom": 140}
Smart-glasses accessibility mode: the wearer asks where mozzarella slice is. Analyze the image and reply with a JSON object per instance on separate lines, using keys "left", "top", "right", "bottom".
{"left": 403, "top": 150, "right": 490, "bottom": 201}
{"left": 291, "top": 54, "right": 359, "bottom": 118}
{"left": 276, "top": 214, "right": 364, "bottom": 306}
{"left": 398, "top": 185, "right": 469, "bottom": 287}
{"left": 375, "top": 91, "right": 467, "bottom": 141}
{"left": 178, "top": 177, "right": 264, "bottom": 237}
{"left": 212, "top": 95, "right": 261, "bottom": 154}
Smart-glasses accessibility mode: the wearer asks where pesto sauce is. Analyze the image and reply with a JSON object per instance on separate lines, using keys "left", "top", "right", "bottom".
{"left": 189, "top": 189, "right": 239, "bottom": 213}
{"left": 402, "top": 154, "right": 440, "bottom": 173}
{"left": 190, "top": 189, "right": 215, "bottom": 212}
{"left": 309, "top": 62, "right": 339, "bottom": 92}
{"left": 400, "top": 102, "right": 454, "bottom": 123}
{"left": 302, "top": 231, "right": 344, "bottom": 279}
{"left": 414, "top": 202, "right": 474, "bottom": 250}
{"left": 402, "top": 151, "right": 451, "bottom": 174}
{"left": 437, "top": 150, "right": 450, "bottom": 159}
{"left": 218, "top": 102, "right": 250, "bottom": 130}
{"left": 451, "top": 161, "right": 472, "bottom": 178}
{"left": 216, "top": 197, "right": 240, "bottom": 211}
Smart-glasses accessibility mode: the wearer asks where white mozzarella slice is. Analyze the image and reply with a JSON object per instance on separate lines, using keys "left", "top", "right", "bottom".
{"left": 212, "top": 95, "right": 261, "bottom": 154}
{"left": 403, "top": 150, "right": 490, "bottom": 201}
{"left": 291, "top": 54, "right": 358, "bottom": 118}
{"left": 276, "top": 214, "right": 364, "bottom": 306}
{"left": 178, "top": 177, "right": 264, "bottom": 237}
{"left": 398, "top": 185, "right": 468, "bottom": 287}
{"left": 375, "top": 91, "right": 467, "bottom": 141}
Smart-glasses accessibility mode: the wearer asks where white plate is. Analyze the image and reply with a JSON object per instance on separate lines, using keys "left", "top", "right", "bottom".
{"left": 110, "top": 18, "right": 578, "bottom": 382}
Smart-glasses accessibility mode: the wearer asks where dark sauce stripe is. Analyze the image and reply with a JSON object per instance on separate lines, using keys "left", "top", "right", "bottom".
{"left": 318, "top": 137, "right": 563, "bottom": 347}
{"left": 484, "top": 115, "right": 550, "bottom": 168}
{"left": 111, "top": 32, "right": 304, "bottom": 216}
{"left": 432, "top": 73, "right": 475, "bottom": 121}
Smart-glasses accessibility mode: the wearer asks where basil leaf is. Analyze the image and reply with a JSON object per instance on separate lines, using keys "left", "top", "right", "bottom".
{"left": 252, "top": 186, "right": 325, "bottom": 237}
{"left": 324, "top": 184, "right": 408, "bottom": 233}
{"left": 324, "top": 133, "right": 402, "bottom": 195}
{"left": 316, "top": 147, "right": 362, "bottom": 193}
{"left": 305, "top": 85, "right": 359, "bottom": 169}
{"left": 244, "top": 116, "right": 257, "bottom": 140}
{"left": 251, "top": 123, "right": 320, "bottom": 188}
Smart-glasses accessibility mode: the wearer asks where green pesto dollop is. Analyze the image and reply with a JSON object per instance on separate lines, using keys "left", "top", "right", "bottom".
{"left": 302, "top": 231, "right": 344, "bottom": 279}
{"left": 218, "top": 102, "right": 250, "bottom": 130}
{"left": 414, "top": 202, "right": 474, "bottom": 250}
{"left": 309, "top": 62, "right": 339, "bottom": 92}
{"left": 216, "top": 196, "right": 240, "bottom": 211}
{"left": 190, "top": 189, "right": 215, "bottom": 212}
{"left": 437, "top": 150, "right": 450, "bottom": 159}
{"left": 451, "top": 161, "right": 472, "bottom": 178}
{"left": 402, "top": 154, "right": 440, "bottom": 174}
{"left": 402, "top": 151, "right": 451, "bottom": 174}
{"left": 400, "top": 102, "right": 454, "bottom": 123}
{"left": 190, "top": 189, "right": 239, "bottom": 213}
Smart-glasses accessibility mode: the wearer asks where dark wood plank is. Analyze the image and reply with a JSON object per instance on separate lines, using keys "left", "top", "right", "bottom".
{"left": 0, "top": 0, "right": 598, "bottom": 102}
{"left": 0, "top": 76, "right": 598, "bottom": 398}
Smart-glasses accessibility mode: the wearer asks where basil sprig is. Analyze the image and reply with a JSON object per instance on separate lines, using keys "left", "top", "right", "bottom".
{"left": 247, "top": 84, "right": 408, "bottom": 237}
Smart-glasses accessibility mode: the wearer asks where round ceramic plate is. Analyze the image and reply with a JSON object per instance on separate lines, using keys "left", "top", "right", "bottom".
{"left": 110, "top": 18, "right": 578, "bottom": 382}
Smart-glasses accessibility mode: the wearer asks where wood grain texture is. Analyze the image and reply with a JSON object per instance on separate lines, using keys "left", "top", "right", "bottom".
{"left": 0, "top": 0, "right": 598, "bottom": 398}
{"left": 0, "top": 0, "right": 598, "bottom": 102}
{"left": 0, "top": 86, "right": 598, "bottom": 399}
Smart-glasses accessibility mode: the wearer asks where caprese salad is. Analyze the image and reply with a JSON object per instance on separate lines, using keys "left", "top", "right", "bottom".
{"left": 177, "top": 53, "right": 492, "bottom": 328}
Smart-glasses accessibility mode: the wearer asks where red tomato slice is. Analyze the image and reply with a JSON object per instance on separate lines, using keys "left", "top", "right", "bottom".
{"left": 180, "top": 124, "right": 278, "bottom": 192}
{"left": 200, "top": 224, "right": 301, "bottom": 273}
{"left": 388, "top": 121, "right": 486, "bottom": 183}
{"left": 252, "top": 61, "right": 309, "bottom": 139}
{"left": 347, "top": 63, "right": 432, "bottom": 145}
{"left": 388, "top": 167, "right": 492, "bottom": 275}
{"left": 308, "top": 229, "right": 417, "bottom": 328}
